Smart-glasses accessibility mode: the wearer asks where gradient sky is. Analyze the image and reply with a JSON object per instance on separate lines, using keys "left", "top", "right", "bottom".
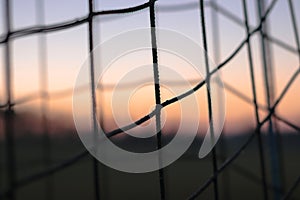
{"left": 0, "top": 0, "right": 300, "bottom": 136}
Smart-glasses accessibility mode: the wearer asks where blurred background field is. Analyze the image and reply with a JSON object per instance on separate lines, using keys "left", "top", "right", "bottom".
{"left": 0, "top": 133, "right": 300, "bottom": 200}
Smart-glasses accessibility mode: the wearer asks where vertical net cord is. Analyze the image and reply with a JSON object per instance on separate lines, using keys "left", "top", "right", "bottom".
{"left": 282, "top": 1, "right": 300, "bottom": 198}
{"left": 242, "top": 1, "right": 269, "bottom": 199}
{"left": 36, "top": 0, "right": 53, "bottom": 200}
{"left": 199, "top": 1, "right": 219, "bottom": 199}
{"left": 262, "top": 1, "right": 285, "bottom": 195}
{"left": 97, "top": 83, "right": 109, "bottom": 199}
{"left": 256, "top": 0, "right": 282, "bottom": 199}
{"left": 260, "top": 1, "right": 284, "bottom": 192}
{"left": 94, "top": 1, "right": 109, "bottom": 198}
{"left": 149, "top": 2, "right": 166, "bottom": 200}
{"left": 88, "top": 0, "right": 101, "bottom": 199}
{"left": 211, "top": 0, "right": 231, "bottom": 199}
{"left": 4, "top": 0, "right": 16, "bottom": 200}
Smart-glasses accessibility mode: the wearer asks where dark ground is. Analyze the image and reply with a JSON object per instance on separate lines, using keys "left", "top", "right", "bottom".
{"left": 0, "top": 133, "right": 299, "bottom": 200}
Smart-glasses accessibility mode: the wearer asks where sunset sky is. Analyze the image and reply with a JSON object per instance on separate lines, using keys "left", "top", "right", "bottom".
{"left": 0, "top": 0, "right": 300, "bottom": 136}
